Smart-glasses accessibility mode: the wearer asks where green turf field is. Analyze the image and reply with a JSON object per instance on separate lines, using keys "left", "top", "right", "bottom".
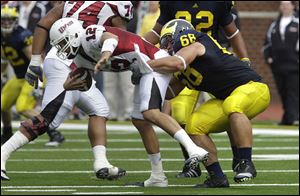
{"left": 1, "top": 121, "right": 299, "bottom": 195}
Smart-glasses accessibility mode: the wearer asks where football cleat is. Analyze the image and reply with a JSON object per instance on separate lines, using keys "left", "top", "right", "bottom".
{"left": 125, "top": 175, "right": 168, "bottom": 187}
{"left": 96, "top": 167, "right": 126, "bottom": 180}
{"left": 194, "top": 174, "right": 230, "bottom": 188}
{"left": 176, "top": 163, "right": 202, "bottom": 178}
{"left": 45, "top": 130, "right": 65, "bottom": 147}
{"left": 1, "top": 170, "right": 10, "bottom": 181}
{"left": 234, "top": 159, "right": 257, "bottom": 183}
{"left": 232, "top": 158, "right": 240, "bottom": 172}
{"left": 183, "top": 152, "right": 209, "bottom": 173}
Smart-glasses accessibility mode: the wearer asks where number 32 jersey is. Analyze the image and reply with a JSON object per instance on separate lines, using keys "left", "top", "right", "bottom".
{"left": 158, "top": 1, "right": 234, "bottom": 40}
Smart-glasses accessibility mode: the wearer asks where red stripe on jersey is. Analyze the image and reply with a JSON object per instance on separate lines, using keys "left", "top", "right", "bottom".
{"left": 105, "top": 26, "right": 159, "bottom": 60}
{"left": 66, "top": 1, "right": 106, "bottom": 28}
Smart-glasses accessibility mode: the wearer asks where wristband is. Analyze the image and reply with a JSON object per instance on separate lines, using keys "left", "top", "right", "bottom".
{"left": 101, "top": 38, "right": 118, "bottom": 54}
{"left": 30, "top": 54, "right": 42, "bottom": 67}
{"left": 151, "top": 29, "right": 160, "bottom": 38}
{"left": 174, "top": 54, "right": 187, "bottom": 70}
{"left": 226, "top": 29, "right": 239, "bottom": 40}
{"left": 241, "top": 57, "right": 250, "bottom": 61}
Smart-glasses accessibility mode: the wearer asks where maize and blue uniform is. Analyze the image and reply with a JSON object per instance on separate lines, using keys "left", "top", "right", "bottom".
{"left": 157, "top": 1, "right": 235, "bottom": 125}
{"left": 173, "top": 29, "right": 270, "bottom": 135}
{"left": 1, "top": 26, "right": 36, "bottom": 113}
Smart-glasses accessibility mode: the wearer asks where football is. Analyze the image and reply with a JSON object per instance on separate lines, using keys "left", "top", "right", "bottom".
{"left": 70, "top": 67, "right": 93, "bottom": 91}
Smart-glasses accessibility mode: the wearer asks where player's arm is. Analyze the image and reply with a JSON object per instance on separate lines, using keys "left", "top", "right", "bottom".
{"left": 26, "top": 2, "right": 64, "bottom": 88}
{"left": 143, "top": 23, "right": 163, "bottom": 45}
{"left": 94, "top": 32, "right": 119, "bottom": 73}
{"left": 223, "top": 21, "right": 249, "bottom": 61}
{"left": 165, "top": 76, "right": 186, "bottom": 100}
{"left": 111, "top": 16, "right": 128, "bottom": 30}
{"left": 148, "top": 42, "right": 205, "bottom": 73}
{"left": 32, "top": 2, "right": 64, "bottom": 55}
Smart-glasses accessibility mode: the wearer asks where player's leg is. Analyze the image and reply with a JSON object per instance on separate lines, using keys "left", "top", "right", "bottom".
{"left": 129, "top": 85, "right": 167, "bottom": 187}
{"left": 171, "top": 88, "right": 202, "bottom": 178}
{"left": 223, "top": 81, "right": 270, "bottom": 182}
{"left": 140, "top": 72, "right": 208, "bottom": 166}
{"left": 1, "top": 89, "right": 67, "bottom": 181}
{"left": 77, "top": 82, "right": 126, "bottom": 180}
{"left": 186, "top": 99, "right": 230, "bottom": 188}
{"left": 1, "top": 77, "right": 21, "bottom": 144}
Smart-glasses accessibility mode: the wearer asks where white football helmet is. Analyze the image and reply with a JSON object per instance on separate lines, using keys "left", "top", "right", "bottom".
{"left": 49, "top": 18, "right": 83, "bottom": 60}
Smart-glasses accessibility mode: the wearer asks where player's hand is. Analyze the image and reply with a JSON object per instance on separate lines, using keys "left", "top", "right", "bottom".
{"left": 95, "top": 51, "right": 112, "bottom": 74}
{"left": 241, "top": 57, "right": 251, "bottom": 67}
{"left": 63, "top": 72, "right": 87, "bottom": 91}
{"left": 25, "top": 55, "right": 44, "bottom": 89}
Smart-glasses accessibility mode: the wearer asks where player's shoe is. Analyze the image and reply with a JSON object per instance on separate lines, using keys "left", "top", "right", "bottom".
{"left": 194, "top": 174, "right": 229, "bottom": 188}
{"left": 1, "top": 170, "right": 10, "bottom": 181}
{"left": 125, "top": 175, "right": 168, "bottom": 187}
{"left": 96, "top": 167, "right": 126, "bottom": 180}
{"left": 45, "top": 130, "right": 65, "bottom": 147}
{"left": 176, "top": 163, "right": 202, "bottom": 178}
{"left": 1, "top": 132, "right": 13, "bottom": 145}
{"left": 234, "top": 159, "right": 257, "bottom": 183}
{"left": 183, "top": 150, "right": 209, "bottom": 173}
{"left": 232, "top": 158, "right": 239, "bottom": 172}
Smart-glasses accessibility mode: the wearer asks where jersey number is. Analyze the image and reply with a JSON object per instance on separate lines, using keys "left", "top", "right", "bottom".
{"left": 1, "top": 46, "right": 25, "bottom": 67}
{"left": 66, "top": 1, "right": 105, "bottom": 28}
{"left": 175, "top": 10, "right": 214, "bottom": 36}
{"left": 180, "top": 33, "right": 196, "bottom": 46}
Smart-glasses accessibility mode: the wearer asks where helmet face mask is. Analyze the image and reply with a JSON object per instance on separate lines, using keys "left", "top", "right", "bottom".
{"left": 160, "top": 19, "right": 195, "bottom": 55}
{"left": 1, "top": 4, "right": 19, "bottom": 35}
{"left": 49, "top": 18, "right": 83, "bottom": 60}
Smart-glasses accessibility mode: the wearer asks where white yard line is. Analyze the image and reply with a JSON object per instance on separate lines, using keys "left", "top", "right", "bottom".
{"left": 17, "top": 147, "right": 299, "bottom": 152}
{"left": 8, "top": 154, "right": 299, "bottom": 162}
{"left": 5, "top": 189, "right": 76, "bottom": 192}
{"left": 5, "top": 169, "right": 299, "bottom": 174}
{"left": 31, "top": 138, "right": 299, "bottom": 143}
{"left": 73, "top": 192, "right": 144, "bottom": 195}
{"left": 6, "top": 121, "right": 299, "bottom": 136}
{"left": 2, "top": 184, "right": 299, "bottom": 189}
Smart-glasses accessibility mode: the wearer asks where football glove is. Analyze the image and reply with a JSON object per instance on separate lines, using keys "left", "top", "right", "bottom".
{"left": 25, "top": 55, "right": 44, "bottom": 89}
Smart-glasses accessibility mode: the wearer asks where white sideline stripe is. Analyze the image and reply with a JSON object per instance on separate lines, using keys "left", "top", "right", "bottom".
{"left": 8, "top": 154, "right": 299, "bottom": 162}
{"left": 73, "top": 192, "right": 144, "bottom": 195}
{"left": 18, "top": 147, "right": 299, "bottom": 152}
{"left": 5, "top": 189, "right": 76, "bottom": 192}
{"left": 8, "top": 121, "right": 299, "bottom": 136}
{"left": 2, "top": 184, "right": 299, "bottom": 189}
{"left": 6, "top": 169, "right": 299, "bottom": 174}
{"left": 33, "top": 138, "right": 299, "bottom": 143}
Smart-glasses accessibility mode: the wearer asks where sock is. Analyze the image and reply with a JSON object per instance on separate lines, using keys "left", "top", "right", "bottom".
{"left": 1, "top": 131, "right": 29, "bottom": 171}
{"left": 2, "top": 126, "right": 13, "bottom": 136}
{"left": 148, "top": 152, "right": 164, "bottom": 177}
{"left": 231, "top": 146, "right": 239, "bottom": 160}
{"left": 205, "top": 162, "right": 225, "bottom": 177}
{"left": 93, "top": 145, "right": 112, "bottom": 172}
{"left": 173, "top": 129, "right": 206, "bottom": 157}
{"left": 238, "top": 147, "right": 252, "bottom": 161}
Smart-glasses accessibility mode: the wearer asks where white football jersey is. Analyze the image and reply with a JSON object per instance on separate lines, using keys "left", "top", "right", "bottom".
{"left": 74, "top": 25, "right": 169, "bottom": 73}
{"left": 46, "top": 1, "right": 133, "bottom": 65}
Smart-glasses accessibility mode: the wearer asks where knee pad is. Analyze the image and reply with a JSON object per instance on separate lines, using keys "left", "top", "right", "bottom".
{"left": 20, "top": 116, "right": 49, "bottom": 140}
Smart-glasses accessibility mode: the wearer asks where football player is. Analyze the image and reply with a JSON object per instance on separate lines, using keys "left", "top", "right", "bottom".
{"left": 0, "top": 4, "right": 64, "bottom": 145}
{"left": 50, "top": 17, "right": 209, "bottom": 188}
{"left": 1, "top": 1, "right": 133, "bottom": 181}
{"left": 143, "top": 1, "right": 251, "bottom": 178}
{"left": 147, "top": 19, "right": 270, "bottom": 187}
